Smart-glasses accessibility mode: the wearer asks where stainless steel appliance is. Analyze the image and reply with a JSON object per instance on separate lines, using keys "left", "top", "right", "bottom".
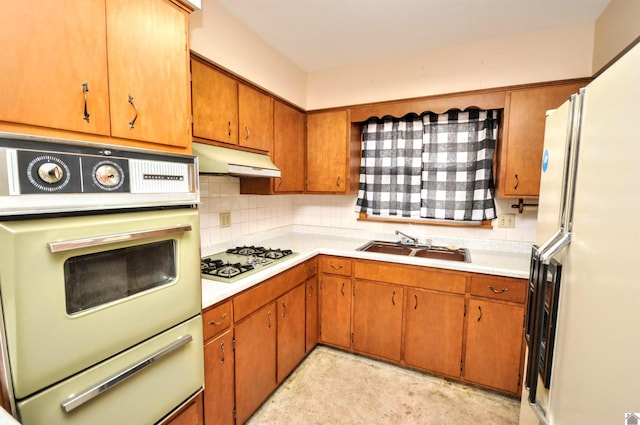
{"left": 519, "top": 41, "right": 640, "bottom": 424}
{"left": 201, "top": 246, "right": 296, "bottom": 282}
{"left": 0, "top": 133, "right": 203, "bottom": 424}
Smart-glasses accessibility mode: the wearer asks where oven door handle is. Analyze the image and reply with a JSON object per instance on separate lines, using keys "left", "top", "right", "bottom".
{"left": 60, "top": 334, "right": 193, "bottom": 413}
{"left": 48, "top": 225, "right": 192, "bottom": 253}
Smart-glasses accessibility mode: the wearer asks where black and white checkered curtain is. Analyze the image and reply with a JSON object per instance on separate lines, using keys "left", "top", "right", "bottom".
{"left": 421, "top": 110, "right": 497, "bottom": 221}
{"left": 355, "top": 115, "right": 423, "bottom": 217}
{"left": 356, "top": 110, "right": 498, "bottom": 221}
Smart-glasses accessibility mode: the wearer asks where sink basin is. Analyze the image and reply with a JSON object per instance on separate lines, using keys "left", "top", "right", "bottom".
{"left": 357, "top": 240, "right": 470, "bottom": 262}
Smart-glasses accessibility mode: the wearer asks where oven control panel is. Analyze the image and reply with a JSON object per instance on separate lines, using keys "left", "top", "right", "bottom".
{"left": 0, "top": 132, "right": 199, "bottom": 216}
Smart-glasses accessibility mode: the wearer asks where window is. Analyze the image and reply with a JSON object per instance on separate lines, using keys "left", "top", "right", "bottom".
{"left": 356, "top": 109, "right": 499, "bottom": 223}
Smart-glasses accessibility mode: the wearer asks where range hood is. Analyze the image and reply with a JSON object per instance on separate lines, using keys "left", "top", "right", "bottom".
{"left": 192, "top": 142, "right": 281, "bottom": 178}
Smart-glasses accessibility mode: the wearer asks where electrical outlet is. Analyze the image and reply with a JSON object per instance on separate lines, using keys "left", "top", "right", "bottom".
{"left": 220, "top": 211, "right": 231, "bottom": 228}
{"left": 497, "top": 213, "right": 516, "bottom": 228}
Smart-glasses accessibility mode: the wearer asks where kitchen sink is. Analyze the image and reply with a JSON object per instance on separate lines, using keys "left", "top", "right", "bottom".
{"left": 357, "top": 240, "right": 470, "bottom": 262}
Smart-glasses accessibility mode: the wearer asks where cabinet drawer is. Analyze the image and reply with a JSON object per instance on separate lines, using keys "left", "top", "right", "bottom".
{"left": 320, "top": 256, "right": 352, "bottom": 276}
{"left": 353, "top": 260, "right": 466, "bottom": 294}
{"left": 306, "top": 257, "right": 319, "bottom": 278}
{"left": 234, "top": 263, "right": 306, "bottom": 321}
{"left": 203, "top": 300, "right": 233, "bottom": 341}
{"left": 469, "top": 275, "right": 527, "bottom": 303}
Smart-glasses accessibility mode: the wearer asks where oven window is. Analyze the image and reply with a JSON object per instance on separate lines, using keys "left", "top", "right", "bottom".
{"left": 64, "top": 240, "right": 177, "bottom": 314}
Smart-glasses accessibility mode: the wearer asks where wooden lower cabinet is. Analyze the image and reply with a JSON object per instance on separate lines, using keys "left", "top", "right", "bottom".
{"left": 463, "top": 298, "right": 525, "bottom": 394}
{"left": 305, "top": 272, "right": 319, "bottom": 353}
{"left": 234, "top": 302, "right": 277, "bottom": 425}
{"left": 403, "top": 288, "right": 465, "bottom": 378}
{"left": 276, "top": 284, "right": 307, "bottom": 383}
{"left": 352, "top": 280, "right": 403, "bottom": 361}
{"left": 164, "top": 392, "right": 204, "bottom": 425}
{"left": 319, "top": 274, "right": 352, "bottom": 348}
{"left": 203, "top": 330, "right": 234, "bottom": 425}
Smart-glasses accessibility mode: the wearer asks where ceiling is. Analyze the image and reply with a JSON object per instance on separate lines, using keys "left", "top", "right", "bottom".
{"left": 215, "top": 0, "right": 610, "bottom": 72}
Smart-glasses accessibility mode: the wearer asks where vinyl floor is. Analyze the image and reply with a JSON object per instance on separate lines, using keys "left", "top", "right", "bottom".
{"left": 246, "top": 346, "right": 521, "bottom": 425}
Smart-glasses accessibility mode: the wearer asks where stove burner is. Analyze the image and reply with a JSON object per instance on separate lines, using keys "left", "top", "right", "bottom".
{"left": 202, "top": 246, "right": 295, "bottom": 282}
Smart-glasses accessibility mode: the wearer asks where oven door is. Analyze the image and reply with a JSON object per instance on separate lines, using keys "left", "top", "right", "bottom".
{"left": 0, "top": 208, "right": 200, "bottom": 399}
{"left": 16, "top": 315, "right": 203, "bottom": 425}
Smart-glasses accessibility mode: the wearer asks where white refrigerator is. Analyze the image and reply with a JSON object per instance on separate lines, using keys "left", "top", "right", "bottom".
{"left": 519, "top": 41, "right": 640, "bottom": 425}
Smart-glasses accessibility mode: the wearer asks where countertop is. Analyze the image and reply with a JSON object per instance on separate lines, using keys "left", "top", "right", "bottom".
{"left": 201, "top": 231, "right": 531, "bottom": 309}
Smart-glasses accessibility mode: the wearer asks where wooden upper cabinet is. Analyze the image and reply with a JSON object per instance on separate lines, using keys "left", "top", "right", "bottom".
{"left": 191, "top": 57, "right": 239, "bottom": 145}
{"left": 238, "top": 84, "right": 273, "bottom": 152}
{"left": 306, "top": 110, "right": 351, "bottom": 193}
{"left": 107, "top": 0, "right": 191, "bottom": 148}
{"left": 0, "top": 0, "right": 191, "bottom": 151}
{"left": 273, "top": 101, "right": 305, "bottom": 192}
{"left": 497, "top": 80, "right": 587, "bottom": 198}
{"left": 0, "top": 1, "right": 111, "bottom": 136}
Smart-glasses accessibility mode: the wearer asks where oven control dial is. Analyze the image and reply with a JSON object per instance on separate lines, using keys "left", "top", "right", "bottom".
{"left": 93, "top": 162, "right": 124, "bottom": 190}
{"left": 37, "top": 162, "right": 64, "bottom": 184}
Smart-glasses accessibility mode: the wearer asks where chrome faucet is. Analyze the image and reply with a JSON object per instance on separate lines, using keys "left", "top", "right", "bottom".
{"left": 395, "top": 230, "right": 419, "bottom": 245}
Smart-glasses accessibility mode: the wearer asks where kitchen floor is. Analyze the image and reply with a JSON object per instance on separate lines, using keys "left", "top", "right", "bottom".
{"left": 247, "top": 346, "right": 520, "bottom": 425}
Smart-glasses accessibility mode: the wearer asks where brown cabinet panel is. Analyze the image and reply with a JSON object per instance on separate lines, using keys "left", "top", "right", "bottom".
{"left": 497, "top": 81, "right": 587, "bottom": 198}
{"left": 106, "top": 0, "right": 191, "bottom": 147}
{"left": 320, "top": 256, "right": 352, "bottom": 276}
{"left": 238, "top": 84, "right": 273, "bottom": 152}
{"left": 202, "top": 300, "right": 233, "bottom": 341}
{"left": 305, "top": 274, "right": 319, "bottom": 353}
{"left": 166, "top": 392, "right": 204, "bottom": 425}
{"left": 319, "top": 274, "right": 352, "bottom": 348}
{"left": 234, "top": 302, "right": 277, "bottom": 425}
{"left": 203, "top": 330, "right": 234, "bottom": 425}
{"left": 404, "top": 288, "right": 465, "bottom": 377}
{"left": 306, "top": 110, "right": 349, "bottom": 192}
{"left": 469, "top": 275, "right": 527, "bottom": 303}
{"left": 0, "top": 1, "right": 110, "bottom": 135}
{"left": 191, "top": 58, "right": 238, "bottom": 145}
{"left": 463, "top": 299, "right": 525, "bottom": 394}
{"left": 353, "top": 260, "right": 466, "bottom": 294}
{"left": 352, "top": 280, "right": 403, "bottom": 361}
{"left": 273, "top": 101, "right": 305, "bottom": 192}
{"left": 276, "top": 284, "right": 306, "bottom": 382}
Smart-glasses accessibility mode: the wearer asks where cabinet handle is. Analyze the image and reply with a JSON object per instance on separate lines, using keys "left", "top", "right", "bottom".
{"left": 336, "top": 176, "right": 341, "bottom": 188}
{"left": 281, "top": 302, "right": 287, "bottom": 318}
{"left": 127, "top": 94, "right": 138, "bottom": 130}
{"left": 220, "top": 341, "right": 225, "bottom": 364}
{"left": 267, "top": 311, "right": 272, "bottom": 328}
{"left": 82, "top": 82, "right": 90, "bottom": 123}
{"left": 414, "top": 294, "right": 418, "bottom": 310}
{"left": 477, "top": 305, "right": 483, "bottom": 322}
{"left": 330, "top": 264, "right": 343, "bottom": 271}
{"left": 278, "top": 177, "right": 283, "bottom": 187}
{"left": 391, "top": 290, "right": 396, "bottom": 306}
{"left": 308, "top": 285, "right": 313, "bottom": 297}
{"left": 514, "top": 174, "right": 519, "bottom": 190}
{"left": 487, "top": 286, "right": 508, "bottom": 294}
{"left": 340, "top": 282, "right": 345, "bottom": 296}
{"left": 244, "top": 125, "right": 250, "bottom": 142}
{"left": 227, "top": 121, "right": 232, "bottom": 137}
{"left": 208, "top": 313, "right": 228, "bottom": 326}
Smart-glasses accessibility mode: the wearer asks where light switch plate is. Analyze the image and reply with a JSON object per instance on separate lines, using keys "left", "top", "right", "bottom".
{"left": 220, "top": 211, "right": 231, "bottom": 228}
{"left": 498, "top": 213, "right": 516, "bottom": 228}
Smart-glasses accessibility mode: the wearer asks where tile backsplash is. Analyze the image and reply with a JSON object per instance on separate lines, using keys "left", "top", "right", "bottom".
{"left": 198, "top": 175, "right": 537, "bottom": 249}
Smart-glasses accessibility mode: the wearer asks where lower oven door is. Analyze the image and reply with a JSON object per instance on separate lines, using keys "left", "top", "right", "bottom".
{"left": 0, "top": 208, "right": 201, "bottom": 399}
{"left": 16, "top": 315, "right": 203, "bottom": 425}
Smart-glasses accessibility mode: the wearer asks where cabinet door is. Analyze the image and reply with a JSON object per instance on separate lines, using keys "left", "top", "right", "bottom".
{"left": 305, "top": 274, "right": 319, "bottom": 353}
{"left": 203, "top": 330, "right": 234, "bottom": 425}
{"left": 274, "top": 101, "right": 305, "bottom": 192}
{"left": 319, "top": 275, "right": 351, "bottom": 348}
{"left": 106, "top": 0, "right": 191, "bottom": 148}
{"left": 352, "top": 280, "right": 403, "bottom": 361}
{"left": 238, "top": 84, "right": 273, "bottom": 152}
{"left": 306, "top": 110, "right": 349, "bottom": 192}
{"left": 464, "top": 299, "right": 524, "bottom": 394}
{"left": 191, "top": 58, "right": 238, "bottom": 145}
{"left": 0, "top": 1, "right": 110, "bottom": 135}
{"left": 234, "top": 302, "right": 276, "bottom": 425}
{"left": 165, "top": 392, "right": 204, "bottom": 425}
{"left": 277, "top": 284, "right": 306, "bottom": 383}
{"left": 498, "top": 82, "right": 585, "bottom": 197}
{"left": 404, "top": 288, "right": 465, "bottom": 377}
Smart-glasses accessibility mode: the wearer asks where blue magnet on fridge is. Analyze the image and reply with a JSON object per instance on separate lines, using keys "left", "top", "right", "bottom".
{"left": 542, "top": 149, "right": 549, "bottom": 173}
